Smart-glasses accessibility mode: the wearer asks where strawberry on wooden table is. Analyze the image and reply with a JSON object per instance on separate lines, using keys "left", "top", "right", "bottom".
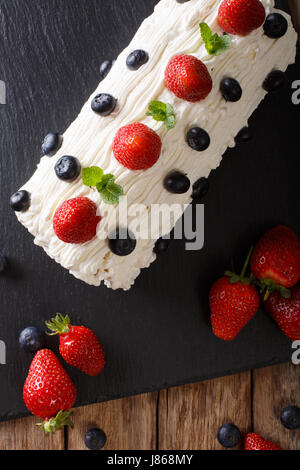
{"left": 244, "top": 433, "right": 282, "bottom": 450}
{"left": 218, "top": 0, "right": 266, "bottom": 37}
{"left": 46, "top": 314, "right": 106, "bottom": 377}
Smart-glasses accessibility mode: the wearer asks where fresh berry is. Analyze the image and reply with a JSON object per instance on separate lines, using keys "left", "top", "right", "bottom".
{"left": 10, "top": 190, "right": 31, "bottom": 212}
{"left": 126, "top": 50, "right": 149, "bottom": 71}
{"left": 113, "top": 122, "right": 162, "bottom": 171}
{"left": 251, "top": 226, "right": 300, "bottom": 293}
{"left": 263, "top": 70, "right": 286, "bottom": 93}
{"left": 19, "top": 327, "right": 46, "bottom": 353}
{"left": 165, "top": 54, "right": 212, "bottom": 102}
{"left": 46, "top": 314, "right": 105, "bottom": 377}
{"left": 192, "top": 177, "right": 210, "bottom": 201}
{"left": 91, "top": 93, "right": 117, "bottom": 116}
{"left": 0, "top": 252, "right": 9, "bottom": 274}
{"left": 176, "top": 0, "right": 191, "bottom": 3}
{"left": 220, "top": 77, "right": 242, "bottom": 102}
{"left": 42, "top": 132, "right": 63, "bottom": 156}
{"left": 210, "top": 248, "right": 260, "bottom": 341}
{"left": 244, "top": 433, "right": 282, "bottom": 450}
{"left": 263, "top": 286, "right": 300, "bottom": 341}
{"left": 23, "top": 349, "right": 76, "bottom": 432}
{"left": 53, "top": 197, "right": 101, "bottom": 244}
{"left": 186, "top": 127, "right": 210, "bottom": 151}
{"left": 99, "top": 60, "right": 113, "bottom": 80}
{"left": 55, "top": 155, "right": 81, "bottom": 182}
{"left": 217, "top": 423, "right": 241, "bottom": 448}
{"left": 280, "top": 406, "right": 300, "bottom": 430}
{"left": 85, "top": 428, "right": 107, "bottom": 450}
{"left": 235, "top": 126, "right": 253, "bottom": 143}
{"left": 263, "top": 13, "right": 288, "bottom": 39}
{"left": 218, "top": 0, "right": 266, "bottom": 37}
{"left": 154, "top": 237, "right": 171, "bottom": 255}
{"left": 109, "top": 228, "right": 137, "bottom": 257}
{"left": 164, "top": 171, "right": 191, "bottom": 194}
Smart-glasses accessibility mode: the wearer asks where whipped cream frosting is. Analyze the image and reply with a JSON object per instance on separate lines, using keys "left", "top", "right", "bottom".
{"left": 16, "top": 0, "right": 297, "bottom": 290}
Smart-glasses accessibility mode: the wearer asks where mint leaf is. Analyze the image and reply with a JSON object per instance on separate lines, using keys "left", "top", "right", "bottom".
{"left": 97, "top": 173, "right": 114, "bottom": 191}
{"left": 82, "top": 167, "right": 103, "bottom": 187}
{"left": 99, "top": 181, "right": 124, "bottom": 205}
{"left": 200, "top": 22, "right": 212, "bottom": 44}
{"left": 200, "top": 22, "right": 232, "bottom": 56}
{"left": 147, "top": 101, "right": 176, "bottom": 130}
{"left": 82, "top": 166, "right": 123, "bottom": 205}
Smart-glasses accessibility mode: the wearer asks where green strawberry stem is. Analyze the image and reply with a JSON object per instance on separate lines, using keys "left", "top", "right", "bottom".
{"left": 260, "top": 280, "right": 291, "bottom": 301}
{"left": 240, "top": 246, "right": 253, "bottom": 279}
{"left": 45, "top": 313, "right": 70, "bottom": 336}
{"left": 36, "top": 410, "right": 74, "bottom": 434}
{"left": 225, "top": 247, "right": 254, "bottom": 285}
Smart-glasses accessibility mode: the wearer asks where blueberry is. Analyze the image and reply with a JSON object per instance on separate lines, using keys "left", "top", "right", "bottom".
{"left": 0, "top": 252, "right": 9, "bottom": 274}
{"left": 109, "top": 228, "right": 136, "bottom": 257}
{"left": 154, "top": 237, "right": 171, "bottom": 255}
{"left": 281, "top": 406, "right": 300, "bottom": 430}
{"left": 91, "top": 93, "right": 117, "bottom": 116}
{"left": 264, "top": 13, "right": 288, "bottom": 39}
{"left": 176, "top": 0, "right": 191, "bottom": 2}
{"left": 126, "top": 50, "right": 149, "bottom": 71}
{"left": 217, "top": 424, "right": 241, "bottom": 448}
{"left": 85, "top": 428, "right": 107, "bottom": 451}
{"left": 19, "top": 327, "right": 46, "bottom": 353}
{"left": 263, "top": 70, "right": 286, "bottom": 93}
{"left": 42, "top": 132, "right": 63, "bottom": 156}
{"left": 187, "top": 127, "right": 210, "bottom": 151}
{"left": 220, "top": 78, "right": 243, "bottom": 102}
{"left": 164, "top": 171, "right": 191, "bottom": 194}
{"left": 10, "top": 190, "right": 31, "bottom": 212}
{"left": 99, "top": 60, "right": 113, "bottom": 80}
{"left": 192, "top": 177, "right": 209, "bottom": 201}
{"left": 55, "top": 156, "right": 81, "bottom": 182}
{"left": 235, "top": 126, "right": 253, "bottom": 144}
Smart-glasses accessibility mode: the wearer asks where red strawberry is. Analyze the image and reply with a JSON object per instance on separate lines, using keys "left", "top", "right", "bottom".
{"left": 210, "top": 249, "right": 260, "bottom": 341}
{"left": 244, "top": 433, "right": 282, "bottom": 450}
{"left": 113, "top": 122, "right": 162, "bottom": 171}
{"left": 165, "top": 54, "right": 213, "bottom": 102}
{"left": 46, "top": 314, "right": 106, "bottom": 377}
{"left": 263, "top": 285, "right": 300, "bottom": 341}
{"left": 218, "top": 0, "right": 266, "bottom": 37}
{"left": 251, "top": 226, "right": 300, "bottom": 295}
{"left": 53, "top": 197, "right": 101, "bottom": 244}
{"left": 23, "top": 349, "right": 76, "bottom": 433}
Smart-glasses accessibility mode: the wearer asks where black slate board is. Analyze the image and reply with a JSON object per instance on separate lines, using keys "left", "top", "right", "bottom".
{"left": 0, "top": 0, "right": 299, "bottom": 422}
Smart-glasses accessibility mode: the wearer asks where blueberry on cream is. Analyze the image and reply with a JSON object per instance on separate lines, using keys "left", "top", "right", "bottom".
{"left": 187, "top": 127, "right": 210, "bottom": 151}
{"left": 192, "top": 178, "right": 210, "bottom": 201}
{"left": 126, "top": 50, "right": 149, "bottom": 71}
{"left": 55, "top": 156, "right": 81, "bottom": 182}
{"left": 42, "top": 133, "right": 63, "bottom": 156}
{"left": 220, "top": 78, "right": 243, "bottom": 102}
{"left": 99, "top": 60, "right": 113, "bottom": 80}
{"left": 264, "top": 13, "right": 288, "bottom": 39}
{"left": 91, "top": 93, "right": 117, "bottom": 116}
{"left": 263, "top": 70, "right": 286, "bottom": 93}
{"left": 109, "top": 228, "right": 136, "bottom": 257}
{"left": 164, "top": 171, "right": 191, "bottom": 194}
{"left": 10, "top": 190, "right": 30, "bottom": 212}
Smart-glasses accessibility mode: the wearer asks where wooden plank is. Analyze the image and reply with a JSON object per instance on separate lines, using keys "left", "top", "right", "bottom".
{"left": 253, "top": 363, "right": 300, "bottom": 450}
{"left": 159, "top": 372, "right": 251, "bottom": 450}
{"left": 68, "top": 392, "right": 158, "bottom": 450}
{"left": 0, "top": 416, "right": 64, "bottom": 450}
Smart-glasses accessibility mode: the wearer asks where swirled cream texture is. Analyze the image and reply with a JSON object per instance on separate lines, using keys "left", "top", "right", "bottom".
{"left": 16, "top": 0, "right": 297, "bottom": 290}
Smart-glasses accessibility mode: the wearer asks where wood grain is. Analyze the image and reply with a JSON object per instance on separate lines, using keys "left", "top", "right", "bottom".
{"left": 158, "top": 372, "right": 252, "bottom": 450}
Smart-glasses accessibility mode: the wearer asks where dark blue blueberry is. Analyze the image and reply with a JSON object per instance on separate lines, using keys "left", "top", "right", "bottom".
{"left": 281, "top": 406, "right": 300, "bottom": 430}
{"left": 187, "top": 127, "right": 210, "bottom": 151}
{"left": 164, "top": 171, "right": 190, "bottom": 194}
{"left": 19, "top": 327, "right": 46, "bottom": 353}
{"left": 0, "top": 252, "right": 9, "bottom": 274}
{"left": 109, "top": 228, "right": 136, "bottom": 257}
{"left": 263, "top": 70, "right": 286, "bottom": 93}
{"left": 220, "top": 77, "right": 243, "bottom": 102}
{"left": 192, "top": 177, "right": 209, "bottom": 200}
{"left": 154, "top": 237, "right": 171, "bottom": 255}
{"left": 42, "top": 133, "right": 63, "bottom": 156}
{"left": 217, "top": 423, "right": 241, "bottom": 448}
{"left": 10, "top": 190, "right": 31, "bottom": 212}
{"left": 99, "top": 60, "right": 113, "bottom": 80}
{"left": 176, "top": 0, "right": 191, "bottom": 2}
{"left": 55, "top": 156, "right": 81, "bottom": 182}
{"left": 85, "top": 428, "right": 107, "bottom": 450}
{"left": 126, "top": 50, "right": 149, "bottom": 71}
{"left": 91, "top": 93, "right": 117, "bottom": 116}
{"left": 264, "top": 13, "right": 288, "bottom": 39}
{"left": 235, "top": 126, "right": 253, "bottom": 144}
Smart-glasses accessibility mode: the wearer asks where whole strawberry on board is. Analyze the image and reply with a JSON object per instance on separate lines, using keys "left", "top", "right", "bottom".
{"left": 23, "top": 349, "right": 76, "bottom": 433}
{"left": 218, "top": 0, "right": 266, "bottom": 37}
{"left": 46, "top": 314, "right": 105, "bottom": 377}
{"left": 263, "top": 285, "right": 300, "bottom": 341}
{"left": 210, "top": 248, "right": 260, "bottom": 341}
{"left": 244, "top": 433, "right": 282, "bottom": 450}
{"left": 251, "top": 225, "right": 300, "bottom": 300}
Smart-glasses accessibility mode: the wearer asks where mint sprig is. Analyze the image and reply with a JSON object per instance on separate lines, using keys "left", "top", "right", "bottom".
{"left": 82, "top": 167, "right": 123, "bottom": 205}
{"left": 200, "top": 22, "right": 232, "bottom": 56}
{"left": 146, "top": 101, "right": 176, "bottom": 131}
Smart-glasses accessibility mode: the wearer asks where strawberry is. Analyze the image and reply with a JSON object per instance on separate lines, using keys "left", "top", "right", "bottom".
{"left": 210, "top": 248, "right": 260, "bottom": 341}
{"left": 46, "top": 314, "right": 105, "bottom": 377}
{"left": 165, "top": 54, "right": 213, "bottom": 102}
{"left": 251, "top": 226, "right": 300, "bottom": 298}
{"left": 263, "top": 285, "right": 300, "bottom": 341}
{"left": 23, "top": 349, "right": 76, "bottom": 433}
{"left": 244, "top": 433, "right": 282, "bottom": 450}
{"left": 218, "top": 0, "right": 266, "bottom": 37}
{"left": 53, "top": 197, "right": 101, "bottom": 244}
{"left": 113, "top": 122, "right": 162, "bottom": 171}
